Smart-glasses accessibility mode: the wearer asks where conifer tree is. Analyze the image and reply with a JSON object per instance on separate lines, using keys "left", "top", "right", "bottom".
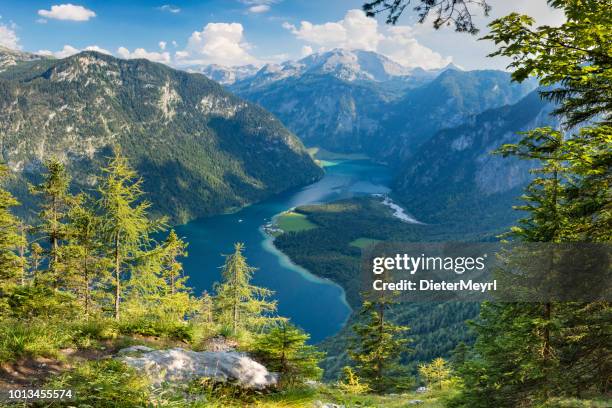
{"left": 30, "top": 158, "right": 74, "bottom": 285}
{"left": 254, "top": 322, "right": 324, "bottom": 387}
{"left": 97, "top": 147, "right": 163, "bottom": 320}
{"left": 214, "top": 243, "right": 277, "bottom": 335}
{"left": 160, "top": 230, "right": 188, "bottom": 295}
{"left": 349, "top": 291, "right": 411, "bottom": 393}
{"left": 449, "top": 2, "right": 611, "bottom": 406}
{"left": 418, "top": 358, "right": 452, "bottom": 390}
{"left": 0, "top": 163, "right": 25, "bottom": 289}
{"left": 65, "top": 194, "right": 108, "bottom": 315}
{"left": 30, "top": 242, "right": 44, "bottom": 278}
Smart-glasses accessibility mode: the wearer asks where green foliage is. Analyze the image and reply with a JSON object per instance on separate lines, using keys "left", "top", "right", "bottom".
{"left": 485, "top": 0, "right": 612, "bottom": 128}
{"left": 349, "top": 291, "right": 413, "bottom": 393}
{"left": 418, "top": 358, "right": 453, "bottom": 390}
{"left": 118, "top": 317, "right": 194, "bottom": 341}
{"left": 5, "top": 284, "right": 77, "bottom": 320}
{"left": 29, "top": 158, "right": 75, "bottom": 285}
{"left": 337, "top": 366, "right": 370, "bottom": 395}
{"left": 0, "top": 163, "right": 25, "bottom": 288}
{"left": 0, "top": 318, "right": 73, "bottom": 362}
{"left": 0, "top": 51, "right": 322, "bottom": 225}
{"left": 450, "top": 3, "right": 612, "bottom": 403}
{"left": 97, "top": 147, "right": 166, "bottom": 320}
{"left": 254, "top": 322, "right": 325, "bottom": 387}
{"left": 274, "top": 197, "right": 480, "bottom": 379}
{"left": 214, "top": 243, "right": 278, "bottom": 335}
{"left": 44, "top": 359, "right": 150, "bottom": 407}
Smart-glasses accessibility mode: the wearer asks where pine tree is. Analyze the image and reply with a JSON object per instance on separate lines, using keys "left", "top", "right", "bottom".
{"left": 0, "top": 163, "right": 25, "bottom": 289}
{"left": 97, "top": 147, "right": 164, "bottom": 320}
{"left": 349, "top": 291, "right": 412, "bottom": 393}
{"left": 30, "top": 158, "right": 75, "bottom": 285}
{"left": 214, "top": 243, "right": 277, "bottom": 335}
{"left": 254, "top": 322, "right": 324, "bottom": 387}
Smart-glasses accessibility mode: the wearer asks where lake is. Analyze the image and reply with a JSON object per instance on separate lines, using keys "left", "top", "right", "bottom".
{"left": 176, "top": 159, "right": 393, "bottom": 342}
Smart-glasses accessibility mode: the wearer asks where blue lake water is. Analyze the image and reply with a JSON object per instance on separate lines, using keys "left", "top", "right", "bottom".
{"left": 176, "top": 160, "right": 393, "bottom": 342}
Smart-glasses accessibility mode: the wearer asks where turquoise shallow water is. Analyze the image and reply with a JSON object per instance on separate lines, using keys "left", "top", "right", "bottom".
{"left": 176, "top": 160, "right": 393, "bottom": 342}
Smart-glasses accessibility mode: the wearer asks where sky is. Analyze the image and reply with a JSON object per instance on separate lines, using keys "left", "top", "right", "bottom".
{"left": 0, "top": 1, "right": 565, "bottom": 71}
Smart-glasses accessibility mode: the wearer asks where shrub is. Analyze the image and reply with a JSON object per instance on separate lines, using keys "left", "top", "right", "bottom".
{"left": 118, "top": 316, "right": 193, "bottom": 341}
{"left": 6, "top": 285, "right": 77, "bottom": 320}
{"left": 0, "top": 318, "right": 73, "bottom": 362}
{"left": 44, "top": 359, "right": 150, "bottom": 407}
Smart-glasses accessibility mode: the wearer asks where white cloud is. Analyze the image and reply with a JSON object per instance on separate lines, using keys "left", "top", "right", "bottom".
{"left": 37, "top": 4, "right": 96, "bottom": 22}
{"left": 157, "top": 4, "right": 181, "bottom": 14}
{"left": 37, "top": 44, "right": 111, "bottom": 58}
{"left": 248, "top": 5, "right": 270, "bottom": 13}
{"left": 241, "top": 0, "right": 279, "bottom": 14}
{"left": 117, "top": 46, "right": 171, "bottom": 63}
{"left": 284, "top": 9, "right": 450, "bottom": 69}
{"left": 300, "top": 45, "right": 313, "bottom": 57}
{"left": 84, "top": 45, "right": 112, "bottom": 55}
{"left": 159, "top": 41, "right": 167, "bottom": 50}
{"left": 0, "top": 22, "right": 20, "bottom": 49}
{"left": 176, "top": 22, "right": 259, "bottom": 66}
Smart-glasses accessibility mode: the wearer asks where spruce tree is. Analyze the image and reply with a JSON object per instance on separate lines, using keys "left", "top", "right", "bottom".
{"left": 160, "top": 230, "right": 188, "bottom": 295}
{"left": 30, "top": 158, "right": 74, "bottom": 285}
{"left": 349, "top": 291, "right": 411, "bottom": 393}
{"left": 254, "top": 322, "right": 324, "bottom": 387}
{"left": 0, "top": 163, "right": 25, "bottom": 289}
{"left": 97, "top": 147, "right": 163, "bottom": 320}
{"left": 214, "top": 243, "right": 277, "bottom": 335}
{"left": 449, "top": 2, "right": 611, "bottom": 406}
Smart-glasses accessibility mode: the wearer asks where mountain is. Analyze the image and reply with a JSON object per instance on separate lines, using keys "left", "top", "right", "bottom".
{"left": 0, "top": 50, "right": 322, "bottom": 223}
{"left": 196, "top": 64, "right": 259, "bottom": 85}
{"left": 229, "top": 51, "right": 537, "bottom": 158}
{"left": 0, "top": 46, "right": 48, "bottom": 72}
{"left": 394, "top": 90, "right": 559, "bottom": 234}
{"left": 376, "top": 69, "right": 539, "bottom": 160}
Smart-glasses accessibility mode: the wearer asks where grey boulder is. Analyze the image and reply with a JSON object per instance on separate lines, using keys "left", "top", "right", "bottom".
{"left": 118, "top": 347, "right": 277, "bottom": 389}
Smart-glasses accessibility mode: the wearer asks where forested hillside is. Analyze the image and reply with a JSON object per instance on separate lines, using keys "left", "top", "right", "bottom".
{"left": 394, "top": 89, "right": 558, "bottom": 229}
{"left": 0, "top": 50, "right": 322, "bottom": 223}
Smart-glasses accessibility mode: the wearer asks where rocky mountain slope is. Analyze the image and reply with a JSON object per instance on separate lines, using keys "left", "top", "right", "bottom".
{"left": 0, "top": 50, "right": 322, "bottom": 222}
{"left": 395, "top": 90, "right": 558, "bottom": 233}
{"left": 217, "top": 50, "right": 536, "bottom": 159}
{"left": 0, "top": 45, "right": 48, "bottom": 72}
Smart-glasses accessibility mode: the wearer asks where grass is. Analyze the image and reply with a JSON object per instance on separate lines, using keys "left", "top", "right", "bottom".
{"left": 276, "top": 212, "right": 317, "bottom": 233}
{"left": 307, "top": 147, "right": 370, "bottom": 162}
{"left": 349, "top": 237, "right": 383, "bottom": 249}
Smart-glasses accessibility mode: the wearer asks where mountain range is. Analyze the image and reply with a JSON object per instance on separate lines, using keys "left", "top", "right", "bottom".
{"left": 0, "top": 49, "right": 321, "bottom": 223}
{"left": 199, "top": 49, "right": 538, "bottom": 161}
{"left": 199, "top": 48, "right": 553, "bottom": 230}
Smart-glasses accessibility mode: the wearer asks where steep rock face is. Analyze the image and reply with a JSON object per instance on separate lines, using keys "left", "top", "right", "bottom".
{"left": 394, "top": 90, "right": 558, "bottom": 231}
{"left": 0, "top": 51, "right": 322, "bottom": 222}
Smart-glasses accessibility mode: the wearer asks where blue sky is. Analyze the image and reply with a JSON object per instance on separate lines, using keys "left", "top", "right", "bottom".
{"left": 0, "top": 1, "right": 564, "bottom": 70}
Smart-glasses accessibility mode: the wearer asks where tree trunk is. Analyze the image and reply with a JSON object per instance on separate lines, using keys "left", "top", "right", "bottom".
{"left": 114, "top": 232, "right": 121, "bottom": 320}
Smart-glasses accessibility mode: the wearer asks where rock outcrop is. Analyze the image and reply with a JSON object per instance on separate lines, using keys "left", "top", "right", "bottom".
{"left": 117, "top": 347, "right": 278, "bottom": 389}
